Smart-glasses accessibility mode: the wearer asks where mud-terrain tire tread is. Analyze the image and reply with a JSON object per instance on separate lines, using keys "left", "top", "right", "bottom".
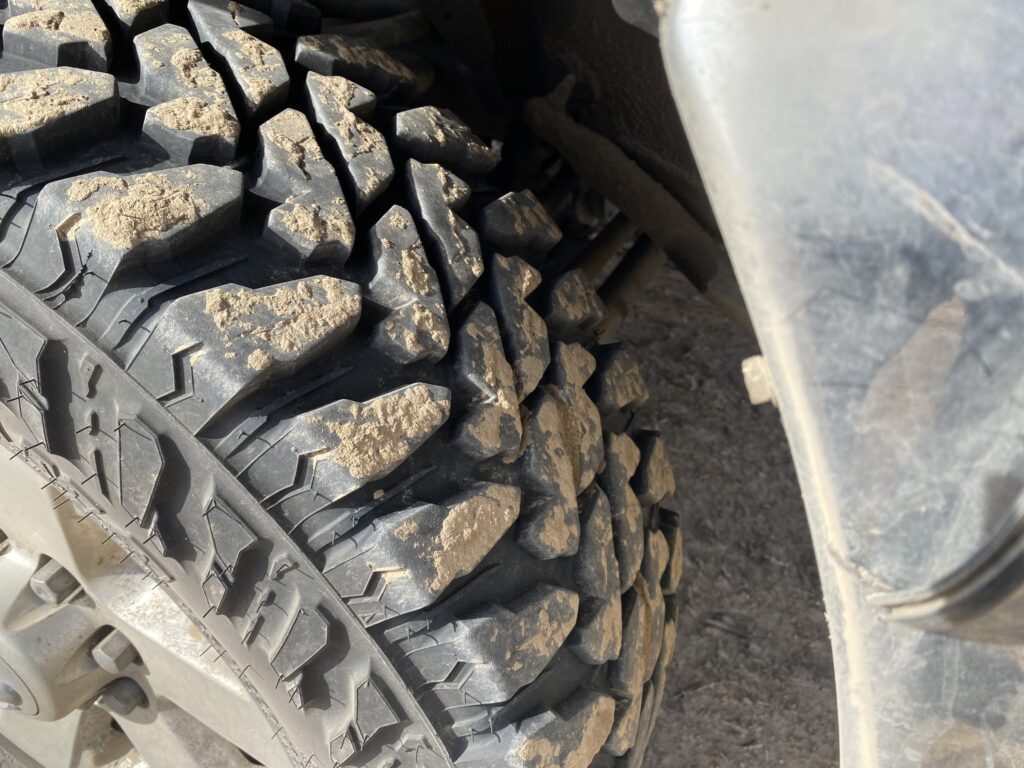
{"left": 0, "top": 4, "right": 680, "bottom": 767}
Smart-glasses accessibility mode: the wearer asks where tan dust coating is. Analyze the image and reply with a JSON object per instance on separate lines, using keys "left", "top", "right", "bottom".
{"left": 310, "top": 384, "right": 449, "bottom": 480}
{"left": 263, "top": 109, "right": 325, "bottom": 168}
{"left": 67, "top": 172, "right": 208, "bottom": 249}
{"left": 429, "top": 483, "right": 519, "bottom": 591}
{"left": 6, "top": 9, "right": 109, "bottom": 44}
{"left": 170, "top": 48, "right": 228, "bottom": 101}
{"left": 508, "top": 588, "right": 578, "bottom": 672}
{"left": 309, "top": 72, "right": 362, "bottom": 110}
{"left": 0, "top": 68, "right": 103, "bottom": 138}
{"left": 108, "top": 0, "right": 161, "bottom": 18}
{"left": 222, "top": 29, "right": 281, "bottom": 104}
{"left": 203, "top": 276, "right": 360, "bottom": 359}
{"left": 278, "top": 198, "right": 353, "bottom": 245}
{"left": 517, "top": 694, "right": 615, "bottom": 768}
{"left": 148, "top": 97, "right": 239, "bottom": 138}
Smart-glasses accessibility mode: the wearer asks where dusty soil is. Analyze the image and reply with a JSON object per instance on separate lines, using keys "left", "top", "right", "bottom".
{"left": 620, "top": 265, "right": 839, "bottom": 768}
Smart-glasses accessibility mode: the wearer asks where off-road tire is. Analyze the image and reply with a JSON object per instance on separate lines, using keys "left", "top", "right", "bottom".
{"left": 0, "top": 2, "right": 681, "bottom": 766}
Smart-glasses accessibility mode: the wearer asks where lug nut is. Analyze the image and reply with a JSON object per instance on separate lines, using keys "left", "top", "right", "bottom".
{"left": 92, "top": 629, "right": 138, "bottom": 675}
{"left": 29, "top": 559, "right": 79, "bottom": 605}
{"left": 96, "top": 678, "right": 146, "bottom": 716}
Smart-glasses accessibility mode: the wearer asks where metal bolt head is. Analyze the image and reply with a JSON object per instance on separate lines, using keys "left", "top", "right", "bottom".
{"left": 0, "top": 683, "right": 22, "bottom": 711}
{"left": 96, "top": 678, "right": 146, "bottom": 716}
{"left": 29, "top": 559, "right": 79, "bottom": 605}
{"left": 92, "top": 630, "right": 138, "bottom": 675}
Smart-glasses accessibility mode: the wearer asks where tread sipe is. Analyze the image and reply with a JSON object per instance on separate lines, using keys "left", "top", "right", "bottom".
{"left": 0, "top": 2, "right": 680, "bottom": 766}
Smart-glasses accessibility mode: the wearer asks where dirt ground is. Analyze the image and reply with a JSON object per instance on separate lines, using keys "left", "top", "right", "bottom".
{"left": 621, "top": 265, "right": 839, "bottom": 768}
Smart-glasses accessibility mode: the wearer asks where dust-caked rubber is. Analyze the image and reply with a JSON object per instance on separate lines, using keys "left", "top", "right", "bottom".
{"left": 0, "top": 2, "right": 681, "bottom": 766}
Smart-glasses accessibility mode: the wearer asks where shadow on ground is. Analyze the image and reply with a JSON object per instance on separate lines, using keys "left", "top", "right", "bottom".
{"left": 621, "top": 266, "right": 839, "bottom": 768}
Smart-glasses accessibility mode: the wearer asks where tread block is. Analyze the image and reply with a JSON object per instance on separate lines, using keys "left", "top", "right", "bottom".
{"left": 272, "top": 607, "right": 329, "bottom": 679}
{"left": 117, "top": 418, "right": 164, "bottom": 523}
{"left": 604, "top": 695, "right": 642, "bottom": 757}
{"left": 406, "top": 160, "right": 483, "bottom": 308}
{"left": 8, "top": 0, "right": 94, "bottom": 12}
{"left": 255, "top": 109, "right": 356, "bottom": 262}
{"left": 305, "top": 71, "right": 394, "bottom": 211}
{"left": 394, "top": 106, "right": 497, "bottom": 178}
{"left": 129, "top": 276, "right": 361, "bottom": 431}
{"left": 640, "top": 529, "right": 669, "bottom": 602}
{"left": 295, "top": 33, "right": 432, "bottom": 99}
{"left": 189, "top": 0, "right": 272, "bottom": 44}
{"left": 659, "top": 607, "right": 677, "bottom": 674}
{"left": 143, "top": 96, "right": 240, "bottom": 163}
{"left": 103, "top": 0, "right": 167, "bottom": 33}
{"left": 573, "top": 486, "right": 619, "bottom": 600}
{"left": 451, "top": 303, "right": 521, "bottom": 460}
{"left": 242, "top": 382, "right": 451, "bottom": 512}
{"left": 2, "top": 9, "right": 111, "bottom": 72}
{"left": 253, "top": 108, "right": 342, "bottom": 202}
{"left": 457, "top": 689, "right": 615, "bottom": 768}
{"left": 265, "top": 194, "right": 356, "bottom": 264}
{"left": 600, "top": 433, "right": 644, "bottom": 592}
{"left": 569, "top": 487, "right": 622, "bottom": 665}
{"left": 488, "top": 254, "right": 550, "bottom": 402}
{"left": 0, "top": 312, "right": 48, "bottom": 444}
{"left": 619, "top": 673, "right": 663, "bottom": 768}
{"left": 355, "top": 677, "right": 399, "bottom": 742}
{"left": 590, "top": 348, "right": 650, "bottom": 415}
{"left": 548, "top": 342, "right": 603, "bottom": 492}
{"left": 367, "top": 206, "right": 450, "bottom": 364}
{"left": 608, "top": 581, "right": 651, "bottom": 699}
{"left": 633, "top": 431, "right": 675, "bottom": 505}
{"left": 543, "top": 269, "right": 607, "bottom": 336}
{"left": 205, "top": 496, "right": 258, "bottom": 573}
{"left": 642, "top": 583, "right": 666, "bottom": 682}
{"left": 0, "top": 68, "right": 118, "bottom": 166}
{"left": 478, "top": 190, "right": 562, "bottom": 256}
{"left": 662, "top": 522, "right": 683, "bottom": 596}
{"left": 323, "top": 482, "right": 519, "bottom": 624}
{"left": 188, "top": 6, "right": 289, "bottom": 117}
{"left": 397, "top": 585, "right": 579, "bottom": 707}
{"left": 17, "top": 165, "right": 243, "bottom": 300}
{"left": 516, "top": 392, "right": 579, "bottom": 561}
{"left": 128, "top": 24, "right": 233, "bottom": 108}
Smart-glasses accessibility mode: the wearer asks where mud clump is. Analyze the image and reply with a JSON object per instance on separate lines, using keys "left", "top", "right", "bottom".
{"left": 312, "top": 384, "right": 449, "bottom": 480}
{"left": 203, "top": 276, "right": 360, "bottom": 357}
{"left": 68, "top": 173, "right": 208, "bottom": 249}
{"left": 148, "top": 97, "right": 239, "bottom": 138}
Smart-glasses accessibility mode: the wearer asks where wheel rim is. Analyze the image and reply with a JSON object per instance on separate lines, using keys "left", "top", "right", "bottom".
{"left": 0, "top": 445, "right": 294, "bottom": 768}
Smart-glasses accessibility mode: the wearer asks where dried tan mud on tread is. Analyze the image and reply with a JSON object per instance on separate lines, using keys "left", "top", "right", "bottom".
{"left": 367, "top": 206, "right": 449, "bottom": 364}
{"left": 460, "top": 689, "right": 615, "bottom": 768}
{"left": 0, "top": 68, "right": 117, "bottom": 162}
{"left": 322, "top": 482, "right": 519, "bottom": 623}
{"left": 147, "top": 96, "right": 237, "bottom": 137}
{"left": 67, "top": 172, "right": 208, "bottom": 249}
{"left": 305, "top": 71, "right": 393, "bottom": 211}
{"left": 311, "top": 384, "right": 449, "bottom": 481}
{"left": 128, "top": 276, "right": 361, "bottom": 431}
{"left": 451, "top": 302, "right": 522, "bottom": 459}
{"left": 394, "top": 585, "right": 579, "bottom": 708}
{"left": 2, "top": 9, "right": 111, "bottom": 71}
{"left": 129, "top": 25, "right": 233, "bottom": 109}
{"left": 189, "top": 8, "right": 288, "bottom": 116}
{"left": 143, "top": 94, "right": 239, "bottom": 163}
{"left": 516, "top": 392, "right": 580, "bottom": 560}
